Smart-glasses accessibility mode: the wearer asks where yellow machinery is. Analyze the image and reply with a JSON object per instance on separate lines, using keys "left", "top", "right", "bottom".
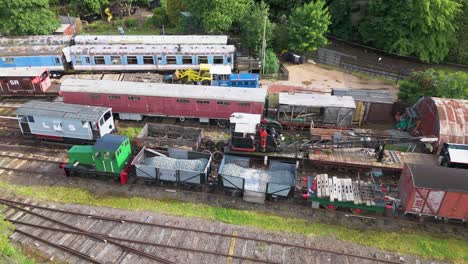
{"left": 173, "top": 64, "right": 212, "bottom": 84}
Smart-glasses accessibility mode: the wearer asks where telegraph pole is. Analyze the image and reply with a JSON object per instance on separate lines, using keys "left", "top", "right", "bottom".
{"left": 261, "top": 14, "right": 267, "bottom": 75}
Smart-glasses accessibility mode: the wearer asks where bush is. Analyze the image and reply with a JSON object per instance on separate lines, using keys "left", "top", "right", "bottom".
{"left": 264, "top": 49, "right": 279, "bottom": 74}
{"left": 152, "top": 7, "right": 168, "bottom": 27}
{"left": 398, "top": 69, "right": 468, "bottom": 103}
{"left": 124, "top": 18, "right": 138, "bottom": 28}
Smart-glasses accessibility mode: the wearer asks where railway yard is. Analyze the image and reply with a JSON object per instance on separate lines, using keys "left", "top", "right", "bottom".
{"left": 0, "top": 33, "right": 467, "bottom": 264}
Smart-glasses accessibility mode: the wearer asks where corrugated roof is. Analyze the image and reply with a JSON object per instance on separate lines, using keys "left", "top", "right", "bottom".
{"left": 0, "top": 45, "right": 64, "bottom": 56}
{"left": 332, "top": 89, "right": 393, "bottom": 104}
{"left": 70, "top": 44, "right": 235, "bottom": 55}
{"left": 0, "top": 35, "right": 71, "bottom": 46}
{"left": 279, "top": 92, "right": 356, "bottom": 108}
{"left": 61, "top": 79, "right": 267, "bottom": 103}
{"left": 73, "top": 35, "right": 228, "bottom": 45}
{"left": 432, "top": 97, "right": 468, "bottom": 146}
{"left": 407, "top": 164, "right": 468, "bottom": 192}
{"left": 16, "top": 100, "right": 110, "bottom": 121}
{"left": 230, "top": 113, "right": 261, "bottom": 134}
{"left": 447, "top": 143, "right": 468, "bottom": 164}
{"left": 0, "top": 67, "right": 47, "bottom": 77}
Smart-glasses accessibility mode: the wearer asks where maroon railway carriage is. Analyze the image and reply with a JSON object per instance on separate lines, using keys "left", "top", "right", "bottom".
{"left": 60, "top": 79, "right": 267, "bottom": 124}
{"left": 0, "top": 67, "right": 51, "bottom": 95}
{"left": 399, "top": 164, "right": 468, "bottom": 221}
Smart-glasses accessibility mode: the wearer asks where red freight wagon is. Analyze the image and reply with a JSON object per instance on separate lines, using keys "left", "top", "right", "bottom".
{"left": 399, "top": 164, "right": 468, "bottom": 221}
{"left": 0, "top": 67, "right": 51, "bottom": 95}
{"left": 60, "top": 79, "right": 267, "bottom": 125}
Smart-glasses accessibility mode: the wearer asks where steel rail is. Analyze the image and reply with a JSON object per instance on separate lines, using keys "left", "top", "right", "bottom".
{"left": 11, "top": 219, "right": 280, "bottom": 264}
{"left": 13, "top": 228, "right": 104, "bottom": 264}
{"left": 0, "top": 198, "right": 401, "bottom": 264}
{"left": 0, "top": 199, "right": 175, "bottom": 264}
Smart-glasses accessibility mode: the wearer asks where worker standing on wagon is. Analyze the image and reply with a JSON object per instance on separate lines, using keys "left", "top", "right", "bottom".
{"left": 260, "top": 128, "right": 268, "bottom": 152}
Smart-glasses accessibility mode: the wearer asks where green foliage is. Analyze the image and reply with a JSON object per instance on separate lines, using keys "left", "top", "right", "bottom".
{"left": 271, "top": 23, "right": 288, "bottom": 53}
{"left": 262, "top": 0, "right": 304, "bottom": 19}
{"left": 124, "top": 18, "right": 138, "bottom": 28}
{"left": 398, "top": 69, "right": 468, "bottom": 103}
{"left": 328, "top": 0, "right": 364, "bottom": 40}
{"left": 447, "top": 0, "right": 468, "bottom": 64}
{"left": 183, "top": 0, "right": 253, "bottom": 33}
{"left": 239, "top": 1, "right": 272, "bottom": 53}
{"left": 166, "top": 0, "right": 185, "bottom": 27}
{"left": 82, "top": 0, "right": 108, "bottom": 13}
{"left": 358, "top": 0, "right": 461, "bottom": 63}
{"left": 1, "top": 181, "right": 468, "bottom": 262}
{"left": 264, "top": 49, "right": 279, "bottom": 74}
{"left": 288, "top": 0, "right": 331, "bottom": 52}
{"left": 152, "top": 7, "right": 169, "bottom": 27}
{"left": 0, "top": 0, "right": 60, "bottom": 35}
{"left": 0, "top": 210, "right": 35, "bottom": 264}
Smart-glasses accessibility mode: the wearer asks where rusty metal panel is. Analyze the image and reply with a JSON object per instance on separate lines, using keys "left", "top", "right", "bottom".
{"left": 438, "top": 192, "right": 468, "bottom": 220}
{"left": 366, "top": 103, "right": 393, "bottom": 123}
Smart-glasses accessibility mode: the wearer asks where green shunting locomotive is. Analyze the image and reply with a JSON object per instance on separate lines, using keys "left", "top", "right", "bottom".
{"left": 61, "top": 134, "right": 133, "bottom": 184}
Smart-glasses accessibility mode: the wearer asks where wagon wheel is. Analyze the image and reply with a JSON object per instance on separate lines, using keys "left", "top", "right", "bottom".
{"left": 205, "top": 140, "right": 215, "bottom": 151}
{"left": 217, "top": 119, "right": 229, "bottom": 128}
{"left": 213, "top": 151, "right": 224, "bottom": 162}
{"left": 179, "top": 117, "right": 186, "bottom": 122}
{"left": 215, "top": 141, "right": 226, "bottom": 151}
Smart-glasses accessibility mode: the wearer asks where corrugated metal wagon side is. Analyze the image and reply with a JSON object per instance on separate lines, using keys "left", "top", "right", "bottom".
{"left": 399, "top": 164, "right": 468, "bottom": 221}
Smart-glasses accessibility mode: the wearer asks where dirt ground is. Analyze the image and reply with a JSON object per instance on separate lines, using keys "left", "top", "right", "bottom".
{"left": 263, "top": 63, "right": 399, "bottom": 100}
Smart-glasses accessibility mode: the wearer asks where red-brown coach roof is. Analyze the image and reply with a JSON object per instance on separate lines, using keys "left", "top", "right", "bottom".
{"left": 432, "top": 97, "right": 468, "bottom": 146}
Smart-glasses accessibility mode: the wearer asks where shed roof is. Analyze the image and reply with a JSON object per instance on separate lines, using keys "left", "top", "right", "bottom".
{"left": 407, "top": 164, "right": 468, "bottom": 193}
{"left": 446, "top": 143, "right": 468, "bottom": 164}
{"left": 61, "top": 79, "right": 267, "bottom": 103}
{"left": 16, "top": 100, "right": 110, "bottom": 121}
{"left": 0, "top": 35, "right": 72, "bottom": 46}
{"left": 332, "top": 89, "right": 393, "bottom": 104}
{"left": 230, "top": 113, "right": 261, "bottom": 134}
{"left": 0, "top": 45, "right": 64, "bottom": 56}
{"left": 70, "top": 44, "right": 235, "bottom": 55}
{"left": 209, "top": 64, "right": 232, "bottom": 75}
{"left": 279, "top": 92, "right": 356, "bottom": 108}
{"left": 432, "top": 97, "right": 468, "bottom": 146}
{"left": 0, "top": 67, "right": 47, "bottom": 77}
{"left": 73, "top": 35, "right": 228, "bottom": 45}
{"left": 94, "top": 134, "right": 127, "bottom": 152}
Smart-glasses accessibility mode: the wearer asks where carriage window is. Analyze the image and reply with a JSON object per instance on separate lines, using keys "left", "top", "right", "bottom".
{"left": 85, "top": 57, "right": 91, "bottom": 63}
{"left": 214, "top": 56, "right": 224, "bottom": 64}
{"left": 182, "top": 56, "right": 193, "bottom": 64}
{"left": 166, "top": 56, "right": 177, "bottom": 64}
{"left": 103, "top": 111, "right": 112, "bottom": 121}
{"left": 198, "top": 56, "right": 208, "bottom": 64}
{"left": 55, "top": 57, "right": 61, "bottom": 64}
{"left": 217, "top": 101, "right": 230, "bottom": 105}
{"left": 89, "top": 94, "right": 100, "bottom": 99}
{"left": 128, "top": 96, "right": 140, "bottom": 101}
{"left": 227, "top": 56, "right": 232, "bottom": 63}
{"left": 94, "top": 56, "right": 105, "bottom": 65}
{"left": 111, "top": 56, "right": 122, "bottom": 64}
{"left": 100, "top": 118, "right": 104, "bottom": 126}
{"left": 177, "top": 99, "right": 189, "bottom": 103}
{"left": 104, "top": 152, "right": 110, "bottom": 159}
{"left": 75, "top": 56, "right": 82, "bottom": 64}
{"left": 143, "top": 56, "right": 154, "bottom": 64}
{"left": 108, "top": 95, "right": 120, "bottom": 100}
{"left": 127, "top": 56, "right": 138, "bottom": 64}
{"left": 197, "top": 100, "right": 210, "bottom": 104}
{"left": 2, "top": 57, "right": 14, "bottom": 64}
{"left": 238, "top": 103, "right": 250, "bottom": 107}
{"left": 27, "top": 116, "right": 35, "bottom": 122}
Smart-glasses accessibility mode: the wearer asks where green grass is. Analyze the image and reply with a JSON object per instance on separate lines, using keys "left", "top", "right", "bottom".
{"left": 117, "top": 123, "right": 143, "bottom": 138}
{"left": 82, "top": 20, "right": 160, "bottom": 35}
{"left": 0, "top": 207, "right": 35, "bottom": 264}
{"left": 0, "top": 181, "right": 467, "bottom": 263}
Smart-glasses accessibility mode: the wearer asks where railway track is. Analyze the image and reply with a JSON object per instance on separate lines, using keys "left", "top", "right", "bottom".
{"left": 0, "top": 197, "right": 407, "bottom": 264}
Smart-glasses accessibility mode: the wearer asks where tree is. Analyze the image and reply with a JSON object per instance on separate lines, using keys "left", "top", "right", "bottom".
{"left": 152, "top": 7, "right": 168, "bottom": 27}
{"left": 447, "top": 0, "right": 468, "bottom": 64}
{"left": 261, "top": 0, "right": 304, "bottom": 19}
{"left": 398, "top": 69, "right": 468, "bottom": 103}
{"left": 239, "top": 1, "right": 272, "bottom": 53}
{"left": 264, "top": 49, "right": 279, "bottom": 74}
{"left": 359, "top": 0, "right": 461, "bottom": 63}
{"left": 166, "top": 0, "right": 185, "bottom": 27}
{"left": 271, "top": 23, "right": 288, "bottom": 53}
{"left": 327, "top": 0, "right": 365, "bottom": 40}
{"left": 0, "top": 0, "right": 60, "bottom": 35}
{"left": 82, "top": 0, "right": 109, "bottom": 14}
{"left": 183, "top": 0, "right": 253, "bottom": 33}
{"left": 288, "top": 0, "right": 331, "bottom": 53}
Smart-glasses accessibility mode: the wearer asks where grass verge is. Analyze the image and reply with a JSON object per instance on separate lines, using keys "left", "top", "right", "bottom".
{"left": 0, "top": 207, "right": 35, "bottom": 264}
{"left": 0, "top": 181, "right": 466, "bottom": 263}
{"left": 117, "top": 123, "right": 143, "bottom": 138}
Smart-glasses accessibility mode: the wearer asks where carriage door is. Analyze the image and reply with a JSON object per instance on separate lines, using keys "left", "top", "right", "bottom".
{"left": 19, "top": 116, "right": 31, "bottom": 134}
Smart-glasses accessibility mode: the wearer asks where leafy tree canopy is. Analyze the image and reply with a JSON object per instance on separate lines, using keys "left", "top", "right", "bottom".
{"left": 0, "top": 0, "right": 60, "bottom": 35}
{"left": 447, "top": 0, "right": 468, "bottom": 64}
{"left": 260, "top": 0, "right": 304, "bottom": 19}
{"left": 166, "top": 0, "right": 185, "bottom": 27}
{"left": 398, "top": 69, "right": 468, "bottom": 103}
{"left": 288, "top": 0, "right": 331, "bottom": 53}
{"left": 239, "top": 1, "right": 272, "bottom": 53}
{"left": 183, "top": 0, "right": 253, "bottom": 33}
{"left": 358, "top": 0, "right": 462, "bottom": 63}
